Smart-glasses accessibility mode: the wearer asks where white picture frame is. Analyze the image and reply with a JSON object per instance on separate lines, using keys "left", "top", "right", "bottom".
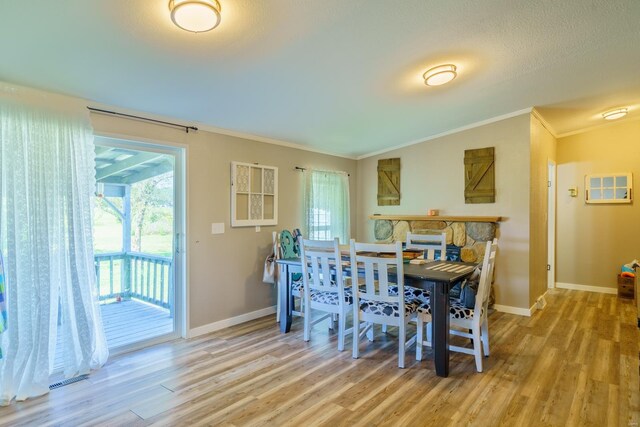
{"left": 585, "top": 172, "right": 632, "bottom": 204}
{"left": 231, "top": 161, "right": 278, "bottom": 226}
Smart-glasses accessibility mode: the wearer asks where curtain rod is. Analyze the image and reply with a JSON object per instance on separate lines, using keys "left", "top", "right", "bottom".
{"left": 295, "top": 166, "right": 350, "bottom": 177}
{"left": 87, "top": 107, "right": 198, "bottom": 134}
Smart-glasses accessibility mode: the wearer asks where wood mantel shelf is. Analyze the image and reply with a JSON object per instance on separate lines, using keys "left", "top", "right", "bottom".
{"left": 368, "top": 214, "right": 502, "bottom": 223}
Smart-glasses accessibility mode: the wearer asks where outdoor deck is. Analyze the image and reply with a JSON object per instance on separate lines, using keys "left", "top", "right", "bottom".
{"left": 101, "top": 300, "right": 173, "bottom": 348}
{"left": 54, "top": 300, "right": 173, "bottom": 371}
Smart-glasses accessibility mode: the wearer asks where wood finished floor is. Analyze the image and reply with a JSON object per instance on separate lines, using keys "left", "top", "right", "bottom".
{"left": 1, "top": 289, "right": 638, "bottom": 426}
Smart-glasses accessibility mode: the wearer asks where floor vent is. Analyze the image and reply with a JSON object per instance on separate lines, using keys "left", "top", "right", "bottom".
{"left": 49, "top": 374, "right": 89, "bottom": 390}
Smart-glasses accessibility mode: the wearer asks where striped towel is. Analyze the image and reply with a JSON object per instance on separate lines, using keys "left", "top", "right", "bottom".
{"left": 0, "top": 252, "right": 6, "bottom": 360}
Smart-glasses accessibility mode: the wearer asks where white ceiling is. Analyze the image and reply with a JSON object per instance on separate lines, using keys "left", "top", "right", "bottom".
{"left": 1, "top": 0, "right": 639, "bottom": 157}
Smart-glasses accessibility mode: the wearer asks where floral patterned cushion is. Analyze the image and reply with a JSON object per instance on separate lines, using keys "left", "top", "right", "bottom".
{"left": 309, "top": 289, "right": 353, "bottom": 305}
{"left": 291, "top": 279, "right": 304, "bottom": 296}
{"left": 417, "top": 300, "right": 483, "bottom": 319}
{"left": 389, "top": 285, "right": 430, "bottom": 304}
{"left": 359, "top": 299, "right": 419, "bottom": 317}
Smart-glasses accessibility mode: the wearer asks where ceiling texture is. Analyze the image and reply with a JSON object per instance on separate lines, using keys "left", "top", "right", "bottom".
{"left": 1, "top": 0, "right": 639, "bottom": 158}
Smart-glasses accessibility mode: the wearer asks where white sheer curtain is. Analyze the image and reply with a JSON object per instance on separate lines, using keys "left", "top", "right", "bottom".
{"left": 303, "top": 169, "right": 350, "bottom": 243}
{"left": 0, "top": 100, "right": 108, "bottom": 405}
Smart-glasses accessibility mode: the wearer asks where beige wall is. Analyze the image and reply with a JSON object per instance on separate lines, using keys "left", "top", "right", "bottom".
{"left": 91, "top": 114, "right": 358, "bottom": 330}
{"left": 529, "top": 114, "right": 557, "bottom": 305}
{"left": 356, "top": 114, "right": 532, "bottom": 309}
{"left": 556, "top": 119, "right": 640, "bottom": 289}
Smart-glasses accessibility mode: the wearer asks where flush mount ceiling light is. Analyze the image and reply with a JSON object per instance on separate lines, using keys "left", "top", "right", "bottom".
{"left": 169, "top": 0, "right": 221, "bottom": 33}
{"left": 602, "top": 108, "right": 628, "bottom": 120}
{"left": 423, "top": 64, "right": 457, "bottom": 86}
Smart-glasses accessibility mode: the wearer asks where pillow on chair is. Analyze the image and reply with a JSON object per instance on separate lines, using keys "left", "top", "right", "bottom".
{"left": 458, "top": 266, "right": 482, "bottom": 309}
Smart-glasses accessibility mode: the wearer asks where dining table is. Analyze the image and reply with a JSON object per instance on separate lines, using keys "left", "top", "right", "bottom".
{"left": 276, "top": 256, "right": 477, "bottom": 378}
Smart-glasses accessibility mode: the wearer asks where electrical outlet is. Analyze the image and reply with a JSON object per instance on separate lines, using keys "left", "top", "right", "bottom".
{"left": 256, "top": 226, "right": 261, "bottom": 232}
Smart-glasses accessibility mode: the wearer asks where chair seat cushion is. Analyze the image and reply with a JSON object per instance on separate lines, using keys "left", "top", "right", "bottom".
{"left": 294, "top": 278, "right": 344, "bottom": 297}
{"left": 310, "top": 289, "right": 353, "bottom": 305}
{"left": 389, "top": 285, "right": 430, "bottom": 304}
{"left": 360, "top": 299, "right": 419, "bottom": 317}
{"left": 417, "top": 300, "right": 483, "bottom": 319}
{"left": 292, "top": 280, "right": 304, "bottom": 296}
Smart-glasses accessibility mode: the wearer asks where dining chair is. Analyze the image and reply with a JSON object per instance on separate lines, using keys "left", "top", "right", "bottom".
{"left": 300, "top": 237, "right": 352, "bottom": 351}
{"left": 406, "top": 231, "right": 447, "bottom": 261}
{"left": 390, "top": 231, "right": 448, "bottom": 305}
{"left": 350, "top": 240, "right": 419, "bottom": 368}
{"left": 416, "top": 239, "right": 498, "bottom": 372}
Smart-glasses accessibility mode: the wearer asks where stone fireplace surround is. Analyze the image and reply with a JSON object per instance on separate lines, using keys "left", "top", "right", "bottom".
{"left": 371, "top": 215, "right": 501, "bottom": 263}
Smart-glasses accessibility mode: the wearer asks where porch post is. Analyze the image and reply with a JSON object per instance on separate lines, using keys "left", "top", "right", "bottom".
{"left": 122, "top": 184, "right": 132, "bottom": 300}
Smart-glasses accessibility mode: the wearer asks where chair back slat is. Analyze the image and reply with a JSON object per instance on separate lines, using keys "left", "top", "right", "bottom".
{"left": 299, "top": 237, "right": 343, "bottom": 294}
{"left": 349, "top": 240, "right": 405, "bottom": 311}
{"left": 474, "top": 239, "right": 498, "bottom": 316}
{"left": 406, "top": 232, "right": 447, "bottom": 261}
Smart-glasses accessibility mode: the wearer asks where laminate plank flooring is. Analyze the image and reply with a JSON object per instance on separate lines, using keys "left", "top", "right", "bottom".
{"left": 2, "top": 289, "right": 638, "bottom": 426}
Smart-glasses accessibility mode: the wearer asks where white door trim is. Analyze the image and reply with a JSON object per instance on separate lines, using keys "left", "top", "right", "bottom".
{"left": 547, "top": 159, "right": 556, "bottom": 289}
{"left": 94, "top": 134, "right": 189, "bottom": 339}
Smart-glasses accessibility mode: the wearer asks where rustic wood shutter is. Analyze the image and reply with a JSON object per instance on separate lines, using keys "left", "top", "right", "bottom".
{"left": 464, "top": 147, "right": 495, "bottom": 204}
{"left": 377, "top": 158, "right": 400, "bottom": 206}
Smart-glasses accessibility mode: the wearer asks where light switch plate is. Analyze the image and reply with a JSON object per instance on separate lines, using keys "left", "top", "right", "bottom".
{"left": 211, "top": 223, "right": 225, "bottom": 234}
{"left": 255, "top": 226, "right": 261, "bottom": 232}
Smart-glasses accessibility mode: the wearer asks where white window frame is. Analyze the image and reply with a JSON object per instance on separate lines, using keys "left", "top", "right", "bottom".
{"left": 231, "top": 161, "right": 278, "bottom": 227}
{"left": 585, "top": 172, "right": 632, "bottom": 204}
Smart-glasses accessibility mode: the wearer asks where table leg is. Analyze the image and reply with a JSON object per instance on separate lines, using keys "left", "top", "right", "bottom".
{"left": 432, "top": 280, "right": 450, "bottom": 377}
{"left": 279, "top": 264, "right": 292, "bottom": 333}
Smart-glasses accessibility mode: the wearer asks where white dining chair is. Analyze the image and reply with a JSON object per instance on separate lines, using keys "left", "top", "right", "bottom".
{"left": 393, "top": 231, "right": 448, "bottom": 305}
{"left": 406, "top": 231, "right": 447, "bottom": 261}
{"left": 350, "top": 240, "right": 419, "bottom": 368}
{"left": 300, "top": 237, "right": 352, "bottom": 351}
{"left": 416, "top": 239, "right": 498, "bottom": 372}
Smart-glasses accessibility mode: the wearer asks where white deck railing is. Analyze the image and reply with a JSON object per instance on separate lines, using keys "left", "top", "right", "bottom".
{"left": 94, "top": 252, "right": 172, "bottom": 309}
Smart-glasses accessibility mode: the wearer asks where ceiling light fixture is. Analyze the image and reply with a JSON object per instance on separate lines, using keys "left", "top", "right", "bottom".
{"left": 423, "top": 64, "right": 457, "bottom": 86}
{"left": 169, "top": 0, "right": 221, "bottom": 33}
{"left": 602, "top": 108, "right": 628, "bottom": 121}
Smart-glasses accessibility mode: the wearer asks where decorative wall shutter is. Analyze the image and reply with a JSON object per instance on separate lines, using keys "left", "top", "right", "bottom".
{"left": 377, "top": 158, "right": 400, "bottom": 206}
{"left": 464, "top": 147, "right": 495, "bottom": 204}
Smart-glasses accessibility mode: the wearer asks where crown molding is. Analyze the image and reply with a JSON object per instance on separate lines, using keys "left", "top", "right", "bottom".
{"left": 87, "top": 101, "right": 358, "bottom": 160}
{"left": 193, "top": 122, "right": 357, "bottom": 160}
{"left": 531, "top": 108, "right": 558, "bottom": 138}
{"left": 556, "top": 115, "right": 640, "bottom": 139}
{"left": 356, "top": 108, "right": 533, "bottom": 160}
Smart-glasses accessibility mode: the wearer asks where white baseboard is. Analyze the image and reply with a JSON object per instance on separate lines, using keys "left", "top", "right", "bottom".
{"left": 493, "top": 304, "right": 533, "bottom": 317}
{"left": 188, "top": 305, "right": 276, "bottom": 338}
{"left": 555, "top": 282, "right": 617, "bottom": 295}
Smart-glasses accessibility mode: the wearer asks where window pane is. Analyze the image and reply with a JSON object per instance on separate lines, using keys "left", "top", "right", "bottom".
{"left": 590, "top": 189, "right": 602, "bottom": 200}
{"left": 235, "top": 165, "right": 250, "bottom": 192}
{"left": 616, "top": 188, "right": 628, "bottom": 199}
{"left": 616, "top": 176, "right": 628, "bottom": 187}
{"left": 603, "top": 177, "right": 614, "bottom": 188}
{"left": 264, "top": 195, "right": 274, "bottom": 219}
{"left": 590, "top": 177, "right": 601, "bottom": 188}
{"left": 250, "top": 194, "right": 262, "bottom": 220}
{"left": 251, "top": 167, "right": 262, "bottom": 193}
{"left": 603, "top": 188, "right": 614, "bottom": 199}
{"left": 236, "top": 194, "right": 248, "bottom": 220}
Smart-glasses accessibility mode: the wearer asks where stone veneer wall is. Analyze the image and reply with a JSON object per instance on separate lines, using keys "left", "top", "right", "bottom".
{"left": 373, "top": 219, "right": 498, "bottom": 262}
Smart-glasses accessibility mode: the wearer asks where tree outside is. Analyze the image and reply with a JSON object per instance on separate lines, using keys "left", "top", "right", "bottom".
{"left": 94, "top": 172, "right": 174, "bottom": 257}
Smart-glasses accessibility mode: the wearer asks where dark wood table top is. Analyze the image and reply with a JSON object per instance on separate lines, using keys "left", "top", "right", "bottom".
{"left": 277, "top": 258, "right": 476, "bottom": 284}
